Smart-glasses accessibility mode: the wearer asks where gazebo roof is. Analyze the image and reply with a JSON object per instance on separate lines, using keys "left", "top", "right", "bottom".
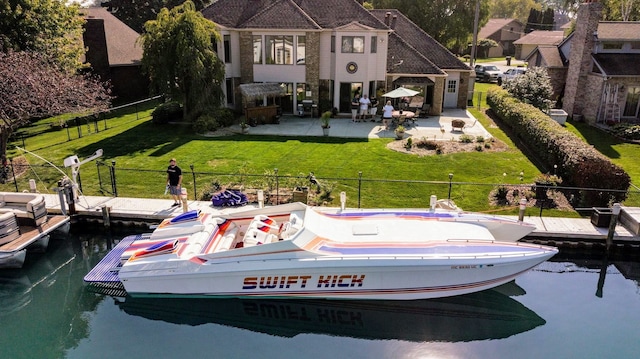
{"left": 239, "top": 83, "right": 285, "bottom": 100}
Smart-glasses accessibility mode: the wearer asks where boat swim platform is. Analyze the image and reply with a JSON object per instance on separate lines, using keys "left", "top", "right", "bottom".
{"left": 36, "top": 193, "right": 640, "bottom": 249}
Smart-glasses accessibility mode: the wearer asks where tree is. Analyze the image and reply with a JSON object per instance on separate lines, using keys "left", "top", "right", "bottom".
{"left": 0, "top": 51, "right": 111, "bottom": 164}
{"left": 502, "top": 66, "right": 555, "bottom": 111}
{"left": 372, "top": 0, "right": 491, "bottom": 54}
{"left": 478, "top": 38, "right": 499, "bottom": 58}
{"left": 489, "top": 0, "right": 539, "bottom": 23}
{"left": 139, "top": 1, "right": 224, "bottom": 120}
{"left": 102, "top": 0, "right": 212, "bottom": 33}
{"left": 0, "top": 0, "right": 85, "bottom": 72}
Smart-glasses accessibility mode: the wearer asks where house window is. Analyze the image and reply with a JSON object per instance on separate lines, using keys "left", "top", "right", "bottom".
{"left": 623, "top": 86, "right": 640, "bottom": 117}
{"left": 224, "top": 35, "right": 231, "bottom": 63}
{"left": 297, "top": 36, "right": 306, "bottom": 64}
{"left": 331, "top": 35, "right": 335, "bottom": 53}
{"left": 253, "top": 36, "right": 262, "bottom": 64}
{"left": 341, "top": 36, "right": 364, "bottom": 53}
{"left": 447, "top": 80, "right": 457, "bottom": 93}
{"left": 631, "top": 42, "right": 640, "bottom": 50}
{"left": 602, "top": 42, "right": 623, "bottom": 50}
{"left": 371, "top": 36, "right": 377, "bottom": 53}
{"left": 266, "top": 35, "right": 293, "bottom": 64}
{"left": 225, "top": 78, "right": 234, "bottom": 105}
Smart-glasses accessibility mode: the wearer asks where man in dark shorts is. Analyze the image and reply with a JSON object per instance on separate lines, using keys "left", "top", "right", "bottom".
{"left": 166, "top": 158, "right": 182, "bottom": 206}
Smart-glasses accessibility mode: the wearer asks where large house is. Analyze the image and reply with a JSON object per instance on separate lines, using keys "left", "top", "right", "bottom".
{"left": 81, "top": 7, "right": 149, "bottom": 103}
{"left": 201, "top": 0, "right": 472, "bottom": 117}
{"left": 526, "top": 1, "right": 640, "bottom": 124}
{"left": 478, "top": 18, "right": 524, "bottom": 58}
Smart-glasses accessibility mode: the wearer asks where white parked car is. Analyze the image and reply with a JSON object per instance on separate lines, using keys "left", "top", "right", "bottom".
{"left": 497, "top": 68, "right": 526, "bottom": 85}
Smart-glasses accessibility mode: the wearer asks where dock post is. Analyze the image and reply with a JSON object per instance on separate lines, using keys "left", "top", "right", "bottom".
{"left": 340, "top": 191, "right": 346, "bottom": 211}
{"left": 257, "top": 190, "right": 264, "bottom": 208}
{"left": 56, "top": 184, "right": 67, "bottom": 216}
{"left": 518, "top": 198, "right": 527, "bottom": 221}
{"left": 29, "top": 179, "right": 37, "bottom": 193}
{"left": 101, "top": 206, "right": 111, "bottom": 228}
{"left": 181, "top": 188, "right": 189, "bottom": 213}
{"left": 606, "top": 203, "right": 621, "bottom": 251}
{"left": 430, "top": 195, "right": 437, "bottom": 211}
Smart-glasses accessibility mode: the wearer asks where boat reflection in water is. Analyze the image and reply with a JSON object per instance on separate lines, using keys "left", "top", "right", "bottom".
{"left": 116, "top": 283, "right": 545, "bottom": 343}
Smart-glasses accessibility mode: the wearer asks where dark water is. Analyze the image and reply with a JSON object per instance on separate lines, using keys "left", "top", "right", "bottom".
{"left": 1, "top": 232, "right": 639, "bottom": 359}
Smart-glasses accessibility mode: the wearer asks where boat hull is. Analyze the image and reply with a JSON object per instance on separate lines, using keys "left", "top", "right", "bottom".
{"left": 119, "top": 243, "right": 556, "bottom": 300}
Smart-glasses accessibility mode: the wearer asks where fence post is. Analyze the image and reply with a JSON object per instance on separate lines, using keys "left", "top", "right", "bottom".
{"left": 96, "top": 161, "right": 103, "bottom": 190}
{"left": 76, "top": 117, "right": 82, "bottom": 138}
{"left": 190, "top": 164, "right": 196, "bottom": 200}
{"left": 358, "top": 171, "right": 362, "bottom": 208}
{"left": 275, "top": 168, "right": 279, "bottom": 205}
{"left": 10, "top": 157, "right": 18, "bottom": 192}
{"left": 110, "top": 160, "right": 118, "bottom": 197}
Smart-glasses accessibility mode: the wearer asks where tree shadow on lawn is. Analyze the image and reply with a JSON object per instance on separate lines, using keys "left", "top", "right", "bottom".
{"left": 75, "top": 121, "right": 367, "bottom": 159}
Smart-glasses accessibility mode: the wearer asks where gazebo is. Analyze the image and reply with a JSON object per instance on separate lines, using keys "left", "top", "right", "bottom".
{"left": 239, "top": 83, "right": 285, "bottom": 124}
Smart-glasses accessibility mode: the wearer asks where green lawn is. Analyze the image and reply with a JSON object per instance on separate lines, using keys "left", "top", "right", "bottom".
{"left": 4, "top": 93, "right": 637, "bottom": 215}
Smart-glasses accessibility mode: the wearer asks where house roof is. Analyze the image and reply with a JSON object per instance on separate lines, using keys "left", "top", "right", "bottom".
{"left": 80, "top": 7, "right": 142, "bottom": 66}
{"left": 202, "top": 0, "right": 387, "bottom": 30}
{"left": 370, "top": 9, "right": 469, "bottom": 71}
{"left": 593, "top": 53, "right": 640, "bottom": 77}
{"left": 525, "top": 45, "right": 566, "bottom": 68}
{"left": 513, "top": 30, "right": 564, "bottom": 45}
{"left": 597, "top": 22, "right": 640, "bottom": 41}
{"left": 478, "top": 18, "right": 522, "bottom": 39}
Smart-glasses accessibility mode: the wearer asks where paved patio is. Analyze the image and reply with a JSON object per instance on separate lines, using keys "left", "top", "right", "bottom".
{"left": 230, "top": 109, "right": 492, "bottom": 140}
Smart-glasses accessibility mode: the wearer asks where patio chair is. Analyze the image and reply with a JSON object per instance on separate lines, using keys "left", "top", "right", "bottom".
{"left": 419, "top": 104, "right": 430, "bottom": 118}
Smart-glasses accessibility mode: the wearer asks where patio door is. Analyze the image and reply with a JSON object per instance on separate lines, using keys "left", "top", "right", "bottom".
{"left": 623, "top": 86, "right": 640, "bottom": 118}
{"left": 339, "top": 82, "right": 362, "bottom": 113}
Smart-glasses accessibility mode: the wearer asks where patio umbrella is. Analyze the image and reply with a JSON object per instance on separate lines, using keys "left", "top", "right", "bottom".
{"left": 382, "top": 87, "right": 419, "bottom": 98}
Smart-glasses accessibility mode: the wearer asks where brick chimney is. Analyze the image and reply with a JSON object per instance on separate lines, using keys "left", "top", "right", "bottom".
{"left": 384, "top": 12, "right": 391, "bottom": 26}
{"left": 562, "top": 1, "right": 602, "bottom": 117}
{"left": 390, "top": 15, "right": 397, "bottom": 29}
{"left": 83, "top": 17, "right": 111, "bottom": 80}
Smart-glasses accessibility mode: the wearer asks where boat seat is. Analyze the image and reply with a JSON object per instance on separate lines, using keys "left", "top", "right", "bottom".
{"left": 279, "top": 212, "right": 303, "bottom": 239}
{"left": 243, "top": 228, "right": 278, "bottom": 247}
{"left": 250, "top": 215, "right": 278, "bottom": 232}
{"left": 216, "top": 227, "right": 239, "bottom": 252}
{"left": 0, "top": 212, "right": 20, "bottom": 245}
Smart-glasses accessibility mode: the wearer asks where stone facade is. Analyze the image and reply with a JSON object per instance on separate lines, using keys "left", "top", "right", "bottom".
{"left": 304, "top": 32, "right": 320, "bottom": 106}
{"left": 562, "top": 1, "right": 602, "bottom": 120}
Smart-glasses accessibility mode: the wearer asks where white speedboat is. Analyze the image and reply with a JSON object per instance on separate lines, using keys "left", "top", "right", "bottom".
{"left": 85, "top": 203, "right": 557, "bottom": 300}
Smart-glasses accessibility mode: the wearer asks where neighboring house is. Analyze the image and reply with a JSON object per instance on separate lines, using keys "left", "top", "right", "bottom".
{"left": 477, "top": 18, "right": 524, "bottom": 57}
{"left": 201, "top": 0, "right": 471, "bottom": 116}
{"left": 81, "top": 7, "right": 149, "bottom": 103}
{"left": 513, "top": 30, "right": 565, "bottom": 60}
{"left": 562, "top": 1, "right": 640, "bottom": 124}
{"left": 524, "top": 44, "right": 568, "bottom": 104}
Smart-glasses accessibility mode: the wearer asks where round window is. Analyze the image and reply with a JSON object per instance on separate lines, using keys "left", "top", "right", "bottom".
{"left": 346, "top": 62, "right": 358, "bottom": 74}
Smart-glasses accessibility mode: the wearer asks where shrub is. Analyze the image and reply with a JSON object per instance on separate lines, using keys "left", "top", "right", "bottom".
{"left": 475, "top": 144, "right": 483, "bottom": 151}
{"left": 404, "top": 137, "right": 413, "bottom": 150}
{"left": 459, "top": 134, "right": 473, "bottom": 143}
{"left": 415, "top": 138, "right": 441, "bottom": 151}
{"left": 610, "top": 122, "right": 640, "bottom": 141}
{"left": 487, "top": 87, "right": 630, "bottom": 206}
{"left": 502, "top": 67, "right": 555, "bottom": 112}
{"left": 476, "top": 136, "right": 485, "bottom": 142}
{"left": 152, "top": 101, "right": 183, "bottom": 124}
{"left": 193, "top": 113, "right": 219, "bottom": 133}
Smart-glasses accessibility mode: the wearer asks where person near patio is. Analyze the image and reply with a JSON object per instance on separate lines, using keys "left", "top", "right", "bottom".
{"left": 351, "top": 94, "right": 360, "bottom": 122}
{"left": 166, "top": 158, "right": 182, "bottom": 207}
{"left": 359, "top": 94, "right": 371, "bottom": 122}
{"left": 369, "top": 97, "right": 379, "bottom": 122}
{"left": 382, "top": 100, "right": 394, "bottom": 129}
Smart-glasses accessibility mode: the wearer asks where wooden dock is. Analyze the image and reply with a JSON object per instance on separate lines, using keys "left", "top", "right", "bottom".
{"left": 39, "top": 194, "right": 640, "bottom": 250}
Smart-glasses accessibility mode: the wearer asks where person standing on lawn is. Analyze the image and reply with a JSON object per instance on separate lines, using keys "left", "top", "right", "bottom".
{"left": 166, "top": 158, "right": 182, "bottom": 207}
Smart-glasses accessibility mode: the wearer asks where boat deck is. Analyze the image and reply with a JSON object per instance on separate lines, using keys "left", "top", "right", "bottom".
{"left": 84, "top": 234, "right": 141, "bottom": 295}
{"left": 0, "top": 215, "right": 70, "bottom": 252}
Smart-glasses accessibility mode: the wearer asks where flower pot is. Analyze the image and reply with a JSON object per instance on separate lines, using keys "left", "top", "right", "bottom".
{"left": 395, "top": 131, "right": 404, "bottom": 140}
{"left": 322, "top": 127, "right": 330, "bottom": 136}
{"left": 590, "top": 208, "right": 612, "bottom": 227}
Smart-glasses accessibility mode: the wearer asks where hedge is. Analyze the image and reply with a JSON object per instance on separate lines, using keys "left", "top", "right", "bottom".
{"left": 487, "top": 87, "right": 630, "bottom": 207}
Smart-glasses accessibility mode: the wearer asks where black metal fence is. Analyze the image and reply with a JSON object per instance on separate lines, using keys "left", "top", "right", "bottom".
{"left": 3, "top": 160, "right": 638, "bottom": 214}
